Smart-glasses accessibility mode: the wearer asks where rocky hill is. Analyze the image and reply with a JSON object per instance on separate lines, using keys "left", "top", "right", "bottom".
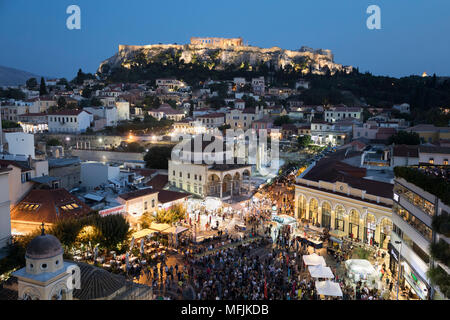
{"left": 0, "top": 65, "right": 42, "bottom": 86}
{"left": 97, "top": 42, "right": 352, "bottom": 78}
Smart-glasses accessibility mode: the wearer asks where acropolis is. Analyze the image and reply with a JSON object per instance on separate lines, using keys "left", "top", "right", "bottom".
{"left": 190, "top": 37, "right": 244, "bottom": 47}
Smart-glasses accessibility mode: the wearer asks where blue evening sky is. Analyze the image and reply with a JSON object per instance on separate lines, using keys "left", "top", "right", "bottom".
{"left": 0, "top": 0, "right": 449, "bottom": 79}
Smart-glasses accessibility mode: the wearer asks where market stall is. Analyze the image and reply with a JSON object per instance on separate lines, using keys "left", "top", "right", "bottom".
{"left": 308, "top": 265, "right": 334, "bottom": 279}
{"left": 315, "top": 280, "right": 343, "bottom": 297}
{"left": 166, "top": 226, "right": 189, "bottom": 247}
{"left": 302, "top": 253, "right": 327, "bottom": 267}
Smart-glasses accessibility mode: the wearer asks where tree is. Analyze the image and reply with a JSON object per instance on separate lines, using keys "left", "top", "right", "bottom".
{"left": 82, "top": 87, "right": 92, "bottom": 99}
{"left": 144, "top": 145, "right": 173, "bottom": 169}
{"left": 125, "top": 142, "right": 145, "bottom": 153}
{"left": 39, "top": 77, "right": 47, "bottom": 96}
{"left": 273, "top": 115, "right": 291, "bottom": 126}
{"left": 93, "top": 214, "right": 130, "bottom": 250}
{"left": 1, "top": 120, "right": 21, "bottom": 129}
{"left": 26, "top": 77, "right": 38, "bottom": 90}
{"left": 57, "top": 96, "right": 66, "bottom": 109}
{"left": 90, "top": 97, "right": 103, "bottom": 106}
{"left": 297, "top": 135, "right": 312, "bottom": 148}
{"left": 47, "top": 138, "right": 62, "bottom": 146}
{"left": 388, "top": 131, "right": 420, "bottom": 145}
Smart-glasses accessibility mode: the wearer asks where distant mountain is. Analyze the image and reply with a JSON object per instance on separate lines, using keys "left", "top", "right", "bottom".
{"left": 0, "top": 65, "right": 43, "bottom": 86}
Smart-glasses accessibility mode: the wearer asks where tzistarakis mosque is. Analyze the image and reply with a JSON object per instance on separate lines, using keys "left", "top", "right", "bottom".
{"left": 294, "top": 148, "right": 394, "bottom": 248}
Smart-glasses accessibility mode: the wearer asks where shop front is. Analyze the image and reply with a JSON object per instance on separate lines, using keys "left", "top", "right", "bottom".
{"left": 401, "top": 261, "right": 430, "bottom": 300}
{"left": 388, "top": 242, "right": 399, "bottom": 276}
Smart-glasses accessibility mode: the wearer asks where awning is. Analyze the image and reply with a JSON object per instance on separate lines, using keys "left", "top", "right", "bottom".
{"left": 165, "top": 226, "right": 189, "bottom": 234}
{"left": 149, "top": 222, "right": 171, "bottom": 233}
{"left": 329, "top": 236, "right": 343, "bottom": 244}
{"left": 329, "top": 230, "right": 346, "bottom": 238}
{"left": 131, "top": 229, "right": 156, "bottom": 239}
{"left": 315, "top": 280, "right": 343, "bottom": 297}
{"left": 302, "top": 253, "right": 326, "bottom": 266}
{"left": 308, "top": 265, "right": 334, "bottom": 279}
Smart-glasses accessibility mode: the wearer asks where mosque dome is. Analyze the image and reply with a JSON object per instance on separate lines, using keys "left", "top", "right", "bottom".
{"left": 25, "top": 234, "right": 64, "bottom": 260}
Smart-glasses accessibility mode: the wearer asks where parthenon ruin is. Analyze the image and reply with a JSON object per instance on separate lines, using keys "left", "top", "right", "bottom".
{"left": 190, "top": 37, "right": 244, "bottom": 47}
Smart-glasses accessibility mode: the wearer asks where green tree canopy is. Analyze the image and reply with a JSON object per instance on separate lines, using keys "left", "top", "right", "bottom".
{"left": 26, "top": 77, "right": 38, "bottom": 90}
{"left": 144, "top": 145, "right": 174, "bottom": 169}
{"left": 273, "top": 115, "right": 291, "bottom": 126}
{"left": 388, "top": 130, "right": 420, "bottom": 145}
{"left": 39, "top": 77, "right": 47, "bottom": 96}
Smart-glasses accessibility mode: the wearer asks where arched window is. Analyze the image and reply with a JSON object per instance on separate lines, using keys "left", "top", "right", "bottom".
{"left": 379, "top": 218, "right": 393, "bottom": 249}
{"left": 349, "top": 209, "right": 360, "bottom": 239}
{"left": 309, "top": 198, "right": 318, "bottom": 224}
{"left": 364, "top": 213, "right": 376, "bottom": 245}
{"left": 298, "top": 195, "right": 307, "bottom": 219}
{"left": 335, "top": 205, "right": 345, "bottom": 231}
{"left": 321, "top": 202, "right": 331, "bottom": 229}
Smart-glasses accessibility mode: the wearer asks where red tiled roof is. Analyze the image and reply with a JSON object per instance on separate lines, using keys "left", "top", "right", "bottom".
{"left": 10, "top": 188, "right": 91, "bottom": 224}
{"left": 157, "top": 190, "right": 190, "bottom": 204}
{"left": 118, "top": 188, "right": 158, "bottom": 201}
{"left": 392, "top": 145, "right": 419, "bottom": 158}
{"left": 47, "top": 109, "right": 87, "bottom": 116}
{"left": 197, "top": 113, "right": 225, "bottom": 118}
{"left": 0, "top": 160, "right": 31, "bottom": 172}
{"left": 145, "top": 174, "right": 168, "bottom": 190}
{"left": 130, "top": 168, "right": 157, "bottom": 177}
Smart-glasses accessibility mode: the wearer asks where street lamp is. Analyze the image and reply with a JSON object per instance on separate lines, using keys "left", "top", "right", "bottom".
{"left": 395, "top": 240, "right": 403, "bottom": 300}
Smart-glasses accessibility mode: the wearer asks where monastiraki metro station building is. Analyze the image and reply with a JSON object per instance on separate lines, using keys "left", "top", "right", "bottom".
{"left": 294, "top": 149, "right": 394, "bottom": 249}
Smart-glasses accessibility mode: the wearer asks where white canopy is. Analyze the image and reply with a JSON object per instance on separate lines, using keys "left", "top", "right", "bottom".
{"left": 308, "top": 265, "right": 334, "bottom": 279}
{"left": 315, "top": 280, "right": 343, "bottom": 297}
{"left": 302, "top": 253, "right": 326, "bottom": 266}
{"left": 345, "top": 259, "right": 376, "bottom": 276}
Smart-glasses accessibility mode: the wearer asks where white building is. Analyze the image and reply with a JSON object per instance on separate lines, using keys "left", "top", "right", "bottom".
{"left": 325, "top": 106, "right": 362, "bottom": 123}
{"left": 47, "top": 110, "right": 93, "bottom": 133}
{"left": 148, "top": 104, "right": 185, "bottom": 121}
{"left": 4, "top": 132, "right": 36, "bottom": 159}
{"left": 116, "top": 101, "right": 130, "bottom": 121}
{"left": 391, "top": 168, "right": 450, "bottom": 299}
{"left": 310, "top": 121, "right": 351, "bottom": 146}
{"left": 0, "top": 168, "right": 11, "bottom": 248}
{"left": 392, "top": 103, "right": 411, "bottom": 114}
{"left": 84, "top": 106, "right": 118, "bottom": 127}
{"left": 155, "top": 79, "right": 187, "bottom": 92}
{"left": 295, "top": 150, "right": 393, "bottom": 248}
{"left": 80, "top": 161, "right": 121, "bottom": 190}
{"left": 168, "top": 136, "right": 252, "bottom": 199}
{"left": 226, "top": 107, "right": 263, "bottom": 130}
{"left": 196, "top": 113, "right": 225, "bottom": 129}
{"left": 251, "top": 77, "right": 265, "bottom": 95}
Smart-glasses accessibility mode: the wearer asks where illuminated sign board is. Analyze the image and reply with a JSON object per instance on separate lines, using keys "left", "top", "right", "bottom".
{"left": 99, "top": 205, "right": 126, "bottom": 217}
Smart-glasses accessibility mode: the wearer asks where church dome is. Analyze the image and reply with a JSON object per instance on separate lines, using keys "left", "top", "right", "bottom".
{"left": 25, "top": 234, "right": 64, "bottom": 260}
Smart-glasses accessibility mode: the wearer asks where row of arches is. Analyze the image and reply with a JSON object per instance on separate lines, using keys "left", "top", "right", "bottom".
{"left": 297, "top": 195, "right": 392, "bottom": 247}
{"left": 207, "top": 170, "right": 251, "bottom": 198}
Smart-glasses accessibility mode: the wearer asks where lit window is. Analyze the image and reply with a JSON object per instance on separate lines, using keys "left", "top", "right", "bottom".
{"left": 429, "top": 158, "right": 434, "bottom": 164}
{"left": 444, "top": 159, "right": 448, "bottom": 165}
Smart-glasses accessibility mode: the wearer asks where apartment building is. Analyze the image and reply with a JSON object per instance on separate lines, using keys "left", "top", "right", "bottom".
{"left": 390, "top": 166, "right": 450, "bottom": 300}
